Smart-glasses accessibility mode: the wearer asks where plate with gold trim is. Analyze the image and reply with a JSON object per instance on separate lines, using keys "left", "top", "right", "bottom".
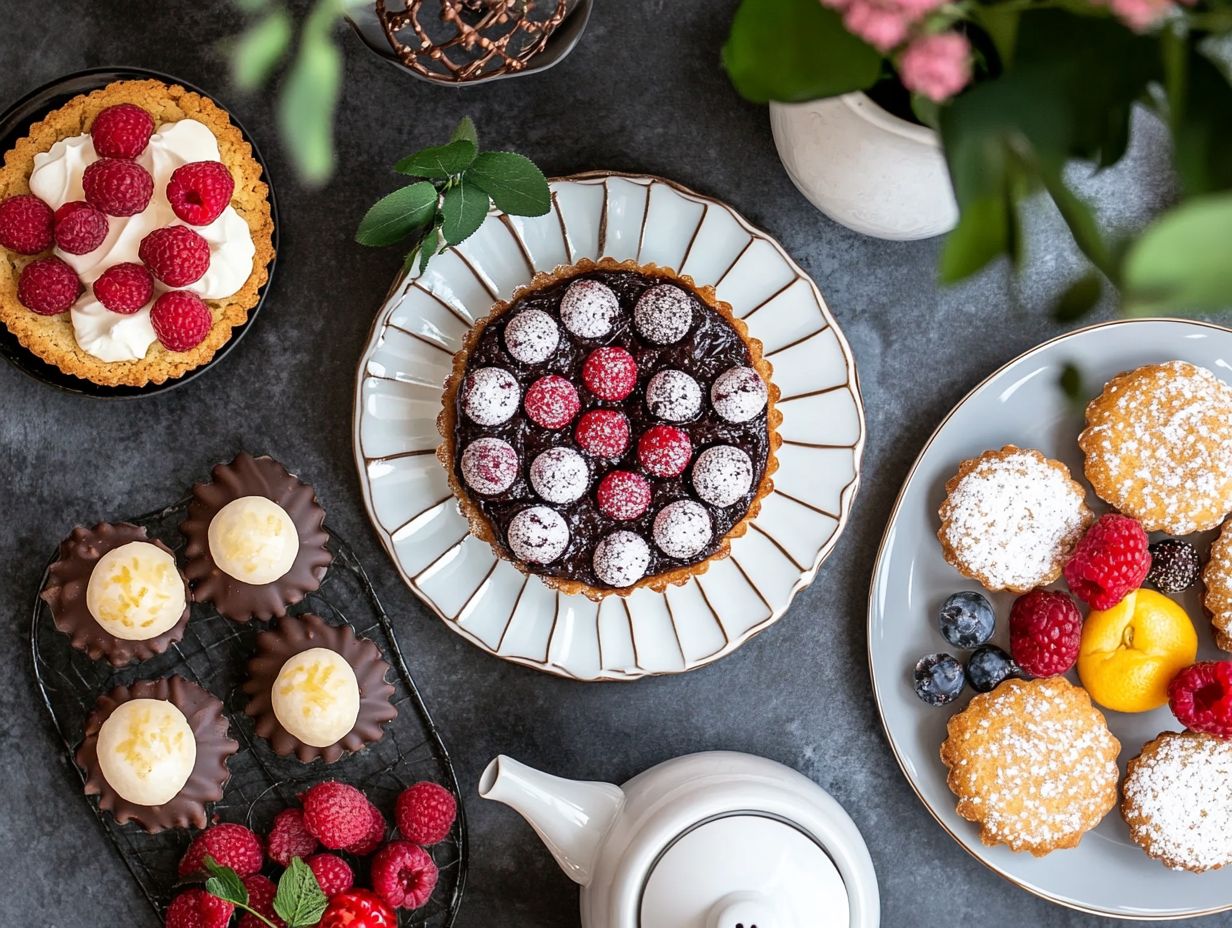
{"left": 352, "top": 171, "right": 863, "bottom": 680}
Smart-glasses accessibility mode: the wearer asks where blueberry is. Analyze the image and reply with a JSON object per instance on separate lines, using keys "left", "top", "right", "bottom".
{"left": 938, "top": 591, "right": 995, "bottom": 649}
{"left": 914, "top": 653, "right": 966, "bottom": 706}
{"left": 966, "top": 645, "right": 1018, "bottom": 693}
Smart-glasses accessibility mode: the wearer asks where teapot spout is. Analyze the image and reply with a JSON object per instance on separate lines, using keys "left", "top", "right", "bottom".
{"left": 479, "top": 755, "right": 624, "bottom": 886}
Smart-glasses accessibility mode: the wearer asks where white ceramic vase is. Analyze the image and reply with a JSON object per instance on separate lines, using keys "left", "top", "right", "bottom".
{"left": 770, "top": 92, "right": 958, "bottom": 241}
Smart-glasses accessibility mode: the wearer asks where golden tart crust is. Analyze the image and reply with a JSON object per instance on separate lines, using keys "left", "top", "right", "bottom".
{"left": 0, "top": 79, "right": 275, "bottom": 387}
{"left": 1202, "top": 518, "right": 1232, "bottom": 652}
{"left": 940, "top": 676, "right": 1120, "bottom": 856}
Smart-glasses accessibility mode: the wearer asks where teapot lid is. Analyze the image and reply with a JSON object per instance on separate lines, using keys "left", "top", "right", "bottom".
{"left": 639, "top": 813, "right": 848, "bottom": 928}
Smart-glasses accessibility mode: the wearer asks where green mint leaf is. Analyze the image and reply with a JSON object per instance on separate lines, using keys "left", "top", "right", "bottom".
{"left": 1123, "top": 191, "right": 1232, "bottom": 315}
{"left": 356, "top": 181, "right": 438, "bottom": 246}
{"left": 231, "top": 9, "right": 292, "bottom": 91}
{"left": 277, "top": 13, "right": 343, "bottom": 186}
{"left": 464, "top": 151, "right": 550, "bottom": 217}
{"left": 441, "top": 178, "right": 490, "bottom": 246}
{"left": 202, "top": 856, "right": 248, "bottom": 907}
{"left": 395, "top": 139, "right": 477, "bottom": 179}
{"left": 1058, "top": 362, "right": 1084, "bottom": 413}
{"left": 451, "top": 116, "right": 479, "bottom": 149}
{"left": 419, "top": 224, "right": 442, "bottom": 275}
{"left": 273, "top": 857, "right": 328, "bottom": 928}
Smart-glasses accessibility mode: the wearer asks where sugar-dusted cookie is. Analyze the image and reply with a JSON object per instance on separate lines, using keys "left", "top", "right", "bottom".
{"left": 1203, "top": 520, "right": 1232, "bottom": 652}
{"left": 937, "top": 445, "right": 1093, "bottom": 593}
{"left": 940, "top": 676, "right": 1120, "bottom": 856}
{"left": 1080, "top": 361, "right": 1232, "bottom": 534}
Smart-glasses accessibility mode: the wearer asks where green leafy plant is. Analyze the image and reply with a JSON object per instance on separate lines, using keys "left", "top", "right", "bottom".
{"left": 355, "top": 116, "right": 551, "bottom": 274}
{"left": 203, "top": 856, "right": 327, "bottom": 928}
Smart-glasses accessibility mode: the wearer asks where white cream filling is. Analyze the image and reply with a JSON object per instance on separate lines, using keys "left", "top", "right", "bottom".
{"left": 96, "top": 698, "right": 196, "bottom": 806}
{"left": 85, "top": 541, "right": 185, "bottom": 640}
{"left": 271, "top": 648, "right": 361, "bottom": 747}
{"left": 208, "top": 496, "right": 300, "bottom": 585}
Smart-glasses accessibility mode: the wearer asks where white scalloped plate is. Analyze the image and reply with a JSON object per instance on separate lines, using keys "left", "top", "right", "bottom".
{"left": 352, "top": 172, "right": 864, "bottom": 680}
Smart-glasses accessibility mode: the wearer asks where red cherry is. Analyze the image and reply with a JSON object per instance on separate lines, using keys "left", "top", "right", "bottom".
{"left": 524, "top": 374, "right": 580, "bottom": 429}
{"left": 318, "top": 890, "right": 397, "bottom": 928}
{"left": 637, "top": 425, "right": 693, "bottom": 478}
{"left": 582, "top": 346, "right": 638, "bottom": 401}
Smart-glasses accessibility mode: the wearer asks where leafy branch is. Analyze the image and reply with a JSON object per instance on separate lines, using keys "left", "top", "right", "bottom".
{"left": 203, "top": 856, "right": 327, "bottom": 928}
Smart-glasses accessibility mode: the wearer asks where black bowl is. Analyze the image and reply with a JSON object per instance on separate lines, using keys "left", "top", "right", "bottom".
{"left": 0, "top": 66, "right": 278, "bottom": 399}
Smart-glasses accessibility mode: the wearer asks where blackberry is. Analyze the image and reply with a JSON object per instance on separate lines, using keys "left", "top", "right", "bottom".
{"left": 1147, "top": 539, "right": 1201, "bottom": 594}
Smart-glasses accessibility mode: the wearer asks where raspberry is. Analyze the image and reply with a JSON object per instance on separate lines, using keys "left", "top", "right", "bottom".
{"left": 394, "top": 781, "right": 457, "bottom": 845}
{"left": 266, "top": 808, "right": 318, "bottom": 866}
{"left": 151, "top": 291, "right": 212, "bottom": 352}
{"left": 179, "top": 822, "right": 263, "bottom": 878}
{"left": 168, "top": 161, "right": 235, "bottom": 226}
{"left": 343, "top": 802, "right": 387, "bottom": 855}
{"left": 307, "top": 853, "right": 355, "bottom": 897}
{"left": 18, "top": 256, "right": 80, "bottom": 315}
{"left": 164, "top": 888, "right": 233, "bottom": 928}
{"left": 93, "top": 262, "right": 154, "bottom": 313}
{"left": 53, "top": 201, "right": 109, "bottom": 255}
{"left": 320, "top": 891, "right": 397, "bottom": 928}
{"left": 596, "top": 470, "right": 652, "bottom": 521}
{"left": 1009, "top": 589, "right": 1082, "bottom": 677}
{"left": 1169, "top": 661, "right": 1232, "bottom": 738}
{"left": 637, "top": 424, "right": 692, "bottom": 478}
{"left": 524, "top": 374, "right": 580, "bottom": 429}
{"left": 370, "top": 841, "right": 440, "bottom": 910}
{"left": 582, "top": 346, "right": 638, "bottom": 400}
{"left": 1147, "top": 539, "right": 1201, "bottom": 594}
{"left": 1063, "top": 513, "right": 1151, "bottom": 610}
{"left": 139, "top": 225, "right": 211, "bottom": 286}
{"left": 90, "top": 103, "right": 154, "bottom": 159}
{"left": 301, "top": 782, "right": 373, "bottom": 850}
{"left": 575, "top": 409, "right": 629, "bottom": 458}
{"left": 82, "top": 158, "right": 154, "bottom": 216}
{"left": 0, "top": 194, "right": 53, "bottom": 254}
{"left": 238, "top": 875, "right": 285, "bottom": 928}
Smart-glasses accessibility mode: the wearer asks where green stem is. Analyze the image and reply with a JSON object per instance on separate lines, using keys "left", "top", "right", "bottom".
{"left": 232, "top": 902, "right": 279, "bottom": 928}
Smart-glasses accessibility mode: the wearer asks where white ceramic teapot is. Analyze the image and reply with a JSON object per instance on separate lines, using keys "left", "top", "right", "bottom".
{"left": 480, "top": 751, "right": 879, "bottom": 928}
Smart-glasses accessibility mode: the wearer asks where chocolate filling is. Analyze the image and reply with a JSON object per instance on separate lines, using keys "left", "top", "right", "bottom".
{"left": 181, "top": 453, "right": 332, "bottom": 622}
{"left": 41, "top": 522, "right": 190, "bottom": 667}
{"left": 242, "top": 612, "right": 397, "bottom": 764}
{"left": 76, "top": 676, "right": 238, "bottom": 833}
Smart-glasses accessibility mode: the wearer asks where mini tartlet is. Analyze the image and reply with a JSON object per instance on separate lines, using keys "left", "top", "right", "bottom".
{"left": 437, "top": 257, "right": 781, "bottom": 600}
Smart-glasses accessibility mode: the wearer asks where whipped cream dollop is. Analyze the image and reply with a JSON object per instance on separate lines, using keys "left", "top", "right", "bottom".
{"left": 28, "top": 120, "right": 255, "bottom": 362}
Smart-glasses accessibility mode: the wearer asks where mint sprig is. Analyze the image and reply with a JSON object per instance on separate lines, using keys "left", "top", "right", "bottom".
{"left": 356, "top": 116, "right": 551, "bottom": 275}
{"left": 203, "top": 856, "right": 326, "bottom": 928}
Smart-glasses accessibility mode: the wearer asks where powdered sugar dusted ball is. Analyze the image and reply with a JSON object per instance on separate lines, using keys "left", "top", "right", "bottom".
{"left": 646, "top": 369, "right": 702, "bottom": 422}
{"left": 634, "top": 284, "right": 692, "bottom": 344}
{"left": 507, "top": 506, "right": 569, "bottom": 564}
{"left": 653, "top": 500, "right": 713, "bottom": 558}
{"left": 462, "top": 367, "right": 520, "bottom": 425}
{"left": 530, "top": 447, "right": 589, "bottom": 504}
{"left": 560, "top": 278, "right": 618, "bottom": 339}
{"left": 461, "top": 437, "right": 519, "bottom": 495}
{"left": 593, "top": 531, "right": 651, "bottom": 588}
{"left": 504, "top": 309, "right": 559, "bottom": 364}
{"left": 711, "top": 366, "right": 768, "bottom": 423}
{"left": 692, "top": 445, "right": 753, "bottom": 507}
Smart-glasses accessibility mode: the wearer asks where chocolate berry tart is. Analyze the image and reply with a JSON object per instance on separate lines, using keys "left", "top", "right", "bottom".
{"left": 438, "top": 258, "right": 781, "bottom": 599}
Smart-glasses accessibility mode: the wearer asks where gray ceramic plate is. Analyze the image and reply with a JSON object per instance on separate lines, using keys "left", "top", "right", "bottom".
{"left": 868, "top": 318, "right": 1232, "bottom": 920}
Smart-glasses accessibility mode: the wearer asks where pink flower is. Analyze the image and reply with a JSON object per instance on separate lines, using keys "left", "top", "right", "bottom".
{"left": 899, "top": 32, "right": 973, "bottom": 102}
{"left": 1101, "top": 0, "right": 1176, "bottom": 30}
{"left": 824, "top": 0, "right": 945, "bottom": 53}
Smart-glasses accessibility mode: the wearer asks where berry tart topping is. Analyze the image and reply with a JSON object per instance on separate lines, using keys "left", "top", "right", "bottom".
{"left": 507, "top": 506, "right": 569, "bottom": 564}
{"left": 1148, "top": 539, "right": 1201, "bottom": 594}
{"left": 575, "top": 409, "right": 630, "bottom": 458}
{"left": 301, "top": 781, "right": 373, "bottom": 850}
{"left": 1063, "top": 513, "right": 1152, "bottom": 610}
{"left": 559, "top": 278, "right": 618, "bottom": 338}
{"left": 938, "top": 591, "right": 995, "bottom": 649}
{"left": 525, "top": 374, "right": 581, "bottom": 429}
{"left": 691, "top": 445, "right": 753, "bottom": 507}
{"left": 306, "top": 853, "right": 355, "bottom": 897}
{"left": 461, "top": 366, "right": 520, "bottom": 425}
{"left": 503, "top": 308, "right": 559, "bottom": 364}
{"left": 711, "top": 365, "right": 768, "bottom": 423}
{"left": 165, "top": 888, "right": 234, "bottom": 928}
{"left": 0, "top": 193, "right": 54, "bottom": 253}
{"left": 179, "top": 823, "right": 263, "bottom": 878}
{"left": 646, "top": 369, "right": 702, "bottom": 422}
{"left": 593, "top": 530, "right": 652, "bottom": 587}
{"left": 319, "top": 890, "right": 397, "bottom": 928}
{"left": 633, "top": 283, "right": 692, "bottom": 344}
{"left": 151, "top": 291, "right": 212, "bottom": 352}
{"left": 914, "top": 652, "right": 966, "bottom": 706}
{"left": 460, "top": 437, "right": 519, "bottom": 495}
{"left": 596, "top": 470, "right": 652, "bottom": 520}
{"left": 394, "top": 781, "right": 457, "bottom": 845}
{"left": 82, "top": 157, "right": 154, "bottom": 216}
{"left": 18, "top": 256, "right": 80, "bottom": 315}
{"left": 966, "top": 645, "right": 1018, "bottom": 693}
{"left": 1009, "top": 589, "right": 1082, "bottom": 677}
{"left": 653, "top": 499, "right": 713, "bottom": 558}
{"left": 139, "top": 225, "right": 211, "bottom": 287}
{"left": 90, "top": 103, "right": 154, "bottom": 160}
{"left": 93, "top": 262, "right": 154, "bottom": 314}
{"left": 582, "top": 346, "right": 638, "bottom": 401}
{"left": 638, "top": 424, "right": 693, "bottom": 478}
{"left": 266, "top": 807, "right": 318, "bottom": 866}
{"left": 167, "top": 161, "right": 234, "bottom": 226}
{"left": 530, "top": 446, "right": 590, "bottom": 504}
{"left": 371, "top": 841, "right": 439, "bottom": 910}
{"left": 1169, "top": 661, "right": 1232, "bottom": 738}
{"left": 53, "top": 201, "right": 109, "bottom": 255}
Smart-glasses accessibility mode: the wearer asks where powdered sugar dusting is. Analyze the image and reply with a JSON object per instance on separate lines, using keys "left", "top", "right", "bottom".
{"left": 504, "top": 309, "right": 559, "bottom": 364}
{"left": 634, "top": 283, "right": 692, "bottom": 344}
{"left": 461, "top": 367, "right": 520, "bottom": 426}
{"left": 692, "top": 445, "right": 753, "bottom": 507}
{"left": 711, "top": 366, "right": 768, "bottom": 423}
{"left": 507, "top": 506, "right": 569, "bottom": 564}
{"left": 653, "top": 499, "right": 713, "bottom": 558}
{"left": 646, "top": 369, "right": 702, "bottom": 422}
{"left": 529, "top": 447, "right": 589, "bottom": 504}
{"left": 593, "top": 530, "right": 651, "bottom": 587}
{"left": 559, "top": 279, "right": 617, "bottom": 338}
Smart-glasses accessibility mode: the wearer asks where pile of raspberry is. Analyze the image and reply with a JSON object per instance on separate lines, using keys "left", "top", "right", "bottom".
{"left": 165, "top": 779, "right": 457, "bottom": 928}
{"left": 0, "top": 102, "right": 236, "bottom": 353}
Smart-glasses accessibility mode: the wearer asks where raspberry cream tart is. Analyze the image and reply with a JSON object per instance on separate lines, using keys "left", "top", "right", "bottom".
{"left": 0, "top": 78, "right": 273, "bottom": 387}
{"left": 243, "top": 613, "right": 397, "bottom": 764}
{"left": 438, "top": 258, "right": 781, "bottom": 599}
{"left": 77, "top": 675, "right": 237, "bottom": 832}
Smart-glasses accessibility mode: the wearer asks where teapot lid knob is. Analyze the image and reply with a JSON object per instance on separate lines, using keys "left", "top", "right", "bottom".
{"left": 706, "top": 892, "right": 782, "bottom": 928}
